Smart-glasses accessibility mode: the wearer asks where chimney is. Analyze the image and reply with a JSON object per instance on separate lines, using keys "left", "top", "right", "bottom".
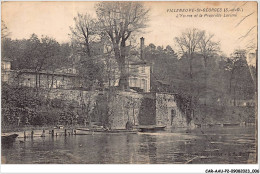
{"left": 140, "top": 37, "right": 145, "bottom": 60}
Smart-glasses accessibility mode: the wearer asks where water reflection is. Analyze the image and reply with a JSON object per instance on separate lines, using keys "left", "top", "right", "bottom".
{"left": 1, "top": 126, "right": 257, "bottom": 164}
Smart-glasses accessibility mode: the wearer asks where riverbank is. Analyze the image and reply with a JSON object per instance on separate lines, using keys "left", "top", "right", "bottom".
{"left": 2, "top": 123, "right": 140, "bottom": 137}
{"left": 1, "top": 125, "right": 85, "bottom": 134}
{"left": 2, "top": 126, "right": 256, "bottom": 164}
{"left": 2, "top": 124, "right": 256, "bottom": 139}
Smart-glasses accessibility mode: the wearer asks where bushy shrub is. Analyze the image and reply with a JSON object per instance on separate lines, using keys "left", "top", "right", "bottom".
{"left": 31, "top": 113, "right": 47, "bottom": 126}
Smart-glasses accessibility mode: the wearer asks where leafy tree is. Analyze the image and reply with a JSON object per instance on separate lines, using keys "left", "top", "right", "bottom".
{"left": 148, "top": 43, "right": 156, "bottom": 51}
{"left": 198, "top": 33, "right": 220, "bottom": 68}
{"left": 143, "top": 43, "right": 178, "bottom": 92}
{"left": 2, "top": 34, "right": 72, "bottom": 91}
{"left": 225, "top": 50, "right": 254, "bottom": 104}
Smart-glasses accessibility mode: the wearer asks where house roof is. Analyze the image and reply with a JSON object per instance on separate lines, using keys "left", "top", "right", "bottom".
{"left": 128, "top": 55, "right": 148, "bottom": 65}
{"left": 17, "top": 69, "right": 78, "bottom": 77}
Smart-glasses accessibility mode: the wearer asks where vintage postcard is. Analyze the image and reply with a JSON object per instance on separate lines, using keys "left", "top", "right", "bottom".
{"left": 1, "top": 0, "right": 258, "bottom": 170}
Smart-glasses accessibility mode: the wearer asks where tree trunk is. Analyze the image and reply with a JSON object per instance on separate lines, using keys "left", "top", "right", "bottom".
{"left": 121, "top": 38, "right": 129, "bottom": 90}
{"left": 133, "top": 106, "right": 135, "bottom": 125}
{"left": 108, "top": 59, "right": 111, "bottom": 89}
{"left": 204, "top": 57, "right": 207, "bottom": 105}
{"left": 229, "top": 74, "right": 233, "bottom": 95}
{"left": 47, "top": 74, "right": 49, "bottom": 88}
{"left": 114, "top": 39, "right": 128, "bottom": 90}
{"left": 86, "top": 42, "right": 91, "bottom": 57}
{"left": 233, "top": 80, "right": 238, "bottom": 106}
{"left": 38, "top": 73, "right": 41, "bottom": 88}
{"left": 35, "top": 73, "right": 38, "bottom": 88}
{"left": 118, "top": 62, "right": 127, "bottom": 90}
{"left": 51, "top": 74, "right": 54, "bottom": 89}
{"left": 189, "top": 54, "right": 193, "bottom": 79}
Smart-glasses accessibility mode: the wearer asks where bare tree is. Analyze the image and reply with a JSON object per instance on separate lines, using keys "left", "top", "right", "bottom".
{"left": 70, "top": 13, "right": 106, "bottom": 126}
{"left": 70, "top": 13, "right": 98, "bottom": 57}
{"left": 175, "top": 28, "right": 204, "bottom": 79}
{"left": 198, "top": 32, "right": 220, "bottom": 105}
{"left": 103, "top": 51, "right": 118, "bottom": 89}
{"left": 174, "top": 28, "right": 207, "bottom": 120}
{"left": 95, "top": 2, "right": 149, "bottom": 90}
{"left": 70, "top": 12, "right": 105, "bottom": 89}
{"left": 198, "top": 33, "right": 220, "bottom": 68}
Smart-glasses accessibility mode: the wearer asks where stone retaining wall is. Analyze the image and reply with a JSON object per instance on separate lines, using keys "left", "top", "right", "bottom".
{"left": 40, "top": 89, "right": 192, "bottom": 129}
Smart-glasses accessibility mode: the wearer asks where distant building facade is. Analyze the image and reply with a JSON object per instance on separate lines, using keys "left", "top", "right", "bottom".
{"left": 16, "top": 69, "right": 80, "bottom": 89}
{"left": 106, "top": 37, "right": 151, "bottom": 92}
{"left": 1, "top": 59, "right": 81, "bottom": 90}
{"left": 2, "top": 37, "right": 151, "bottom": 92}
{"left": 128, "top": 61, "right": 150, "bottom": 92}
{"left": 1, "top": 58, "right": 12, "bottom": 83}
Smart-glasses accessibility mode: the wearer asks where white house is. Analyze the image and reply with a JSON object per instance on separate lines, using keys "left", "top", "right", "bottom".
{"left": 128, "top": 61, "right": 150, "bottom": 92}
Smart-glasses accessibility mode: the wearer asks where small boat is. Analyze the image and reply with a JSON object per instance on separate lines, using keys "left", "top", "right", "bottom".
{"left": 223, "top": 123, "right": 240, "bottom": 127}
{"left": 74, "top": 128, "right": 93, "bottom": 135}
{"left": 102, "top": 129, "right": 138, "bottom": 134}
{"left": 75, "top": 128, "right": 138, "bottom": 135}
{"left": 137, "top": 125, "right": 166, "bottom": 132}
{"left": 1, "top": 134, "right": 19, "bottom": 144}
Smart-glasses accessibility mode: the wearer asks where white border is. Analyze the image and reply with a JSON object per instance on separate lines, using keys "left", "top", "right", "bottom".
{"left": 1, "top": 0, "right": 260, "bottom": 173}
{"left": 1, "top": 164, "right": 260, "bottom": 173}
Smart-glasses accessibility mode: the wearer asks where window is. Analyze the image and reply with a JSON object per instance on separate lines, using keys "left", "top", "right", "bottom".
{"left": 132, "top": 78, "right": 137, "bottom": 87}
{"left": 2, "top": 62, "right": 11, "bottom": 70}
{"left": 30, "top": 79, "right": 35, "bottom": 87}
{"left": 141, "top": 79, "right": 146, "bottom": 91}
{"left": 53, "top": 79, "right": 57, "bottom": 88}
{"left": 2, "top": 74, "right": 8, "bottom": 82}
{"left": 1, "top": 63, "right": 5, "bottom": 70}
{"left": 6, "top": 63, "right": 10, "bottom": 70}
{"left": 130, "top": 65, "right": 138, "bottom": 74}
{"left": 141, "top": 66, "right": 145, "bottom": 73}
{"left": 171, "top": 109, "right": 176, "bottom": 125}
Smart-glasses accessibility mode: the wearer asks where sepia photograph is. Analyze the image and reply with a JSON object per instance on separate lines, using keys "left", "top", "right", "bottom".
{"left": 1, "top": 1, "right": 258, "bottom": 168}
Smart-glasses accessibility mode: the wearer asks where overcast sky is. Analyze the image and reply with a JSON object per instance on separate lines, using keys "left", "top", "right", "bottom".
{"left": 2, "top": 1, "right": 257, "bottom": 58}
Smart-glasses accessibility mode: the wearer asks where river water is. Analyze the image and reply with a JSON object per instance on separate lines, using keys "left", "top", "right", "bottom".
{"left": 1, "top": 126, "right": 257, "bottom": 164}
